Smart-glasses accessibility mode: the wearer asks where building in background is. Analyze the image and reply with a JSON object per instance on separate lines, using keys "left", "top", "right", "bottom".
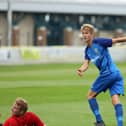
{"left": 0, "top": 0, "right": 126, "bottom": 46}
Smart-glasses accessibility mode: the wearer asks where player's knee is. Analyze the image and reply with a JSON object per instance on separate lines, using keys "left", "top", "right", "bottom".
{"left": 87, "top": 90, "right": 97, "bottom": 100}
{"left": 87, "top": 93, "right": 96, "bottom": 99}
{"left": 111, "top": 94, "right": 120, "bottom": 105}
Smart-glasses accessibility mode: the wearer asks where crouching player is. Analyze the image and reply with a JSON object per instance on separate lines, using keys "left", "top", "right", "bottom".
{"left": 3, "top": 97, "right": 46, "bottom": 126}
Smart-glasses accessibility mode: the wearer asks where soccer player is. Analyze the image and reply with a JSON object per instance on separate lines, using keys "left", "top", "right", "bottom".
{"left": 3, "top": 97, "right": 46, "bottom": 126}
{"left": 77, "top": 24, "right": 126, "bottom": 126}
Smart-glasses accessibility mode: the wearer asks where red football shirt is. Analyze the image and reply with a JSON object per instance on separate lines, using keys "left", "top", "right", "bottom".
{"left": 3, "top": 112, "right": 45, "bottom": 126}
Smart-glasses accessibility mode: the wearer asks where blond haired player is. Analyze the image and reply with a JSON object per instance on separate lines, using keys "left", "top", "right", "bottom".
{"left": 77, "top": 24, "right": 126, "bottom": 126}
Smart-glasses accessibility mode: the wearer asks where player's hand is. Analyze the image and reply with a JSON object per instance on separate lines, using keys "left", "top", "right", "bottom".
{"left": 77, "top": 68, "right": 83, "bottom": 77}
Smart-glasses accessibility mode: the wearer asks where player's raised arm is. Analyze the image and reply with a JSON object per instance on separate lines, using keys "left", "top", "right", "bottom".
{"left": 77, "top": 59, "right": 90, "bottom": 77}
{"left": 112, "top": 36, "right": 126, "bottom": 44}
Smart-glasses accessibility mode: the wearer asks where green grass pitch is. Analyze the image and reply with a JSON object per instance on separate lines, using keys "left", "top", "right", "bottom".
{"left": 0, "top": 62, "right": 126, "bottom": 126}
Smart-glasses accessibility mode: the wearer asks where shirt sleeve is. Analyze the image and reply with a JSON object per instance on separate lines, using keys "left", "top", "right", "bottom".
{"left": 84, "top": 47, "right": 90, "bottom": 60}
{"left": 94, "top": 38, "right": 112, "bottom": 47}
{"left": 31, "top": 112, "right": 45, "bottom": 126}
{"left": 3, "top": 118, "right": 18, "bottom": 126}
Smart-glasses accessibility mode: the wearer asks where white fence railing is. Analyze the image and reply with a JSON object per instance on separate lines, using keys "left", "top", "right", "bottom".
{"left": 0, "top": 46, "right": 125, "bottom": 65}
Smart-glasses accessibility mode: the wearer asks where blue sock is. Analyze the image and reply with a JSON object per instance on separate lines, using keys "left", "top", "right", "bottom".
{"left": 88, "top": 98, "right": 103, "bottom": 123}
{"left": 114, "top": 104, "right": 123, "bottom": 126}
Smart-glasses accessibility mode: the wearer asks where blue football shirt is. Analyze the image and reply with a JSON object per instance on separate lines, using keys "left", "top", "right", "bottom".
{"left": 84, "top": 38, "right": 119, "bottom": 76}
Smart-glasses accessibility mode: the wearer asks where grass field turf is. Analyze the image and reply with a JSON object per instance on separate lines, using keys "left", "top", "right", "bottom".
{"left": 0, "top": 62, "right": 126, "bottom": 126}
